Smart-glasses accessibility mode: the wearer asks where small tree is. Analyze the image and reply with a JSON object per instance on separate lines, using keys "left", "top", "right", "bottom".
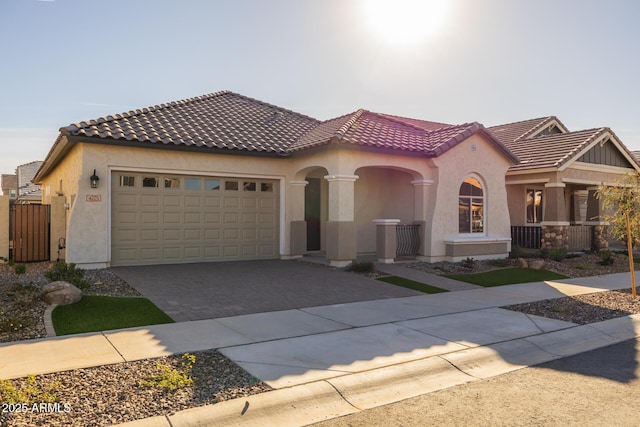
{"left": 596, "top": 172, "right": 640, "bottom": 298}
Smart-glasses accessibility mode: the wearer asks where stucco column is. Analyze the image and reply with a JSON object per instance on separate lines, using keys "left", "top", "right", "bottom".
{"left": 49, "top": 195, "right": 66, "bottom": 262}
{"left": 288, "top": 180, "right": 308, "bottom": 258}
{"left": 0, "top": 196, "right": 9, "bottom": 259}
{"left": 373, "top": 219, "right": 400, "bottom": 263}
{"left": 584, "top": 186, "right": 608, "bottom": 250}
{"left": 411, "top": 179, "right": 433, "bottom": 257}
{"left": 324, "top": 174, "right": 358, "bottom": 267}
{"left": 541, "top": 182, "right": 569, "bottom": 250}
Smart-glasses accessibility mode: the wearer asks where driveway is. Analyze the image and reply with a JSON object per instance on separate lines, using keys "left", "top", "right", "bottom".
{"left": 110, "top": 260, "right": 420, "bottom": 322}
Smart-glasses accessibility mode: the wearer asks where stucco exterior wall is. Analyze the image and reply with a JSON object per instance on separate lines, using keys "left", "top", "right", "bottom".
{"left": 38, "top": 135, "right": 514, "bottom": 266}
{"left": 354, "top": 167, "right": 414, "bottom": 253}
{"left": 425, "top": 134, "right": 513, "bottom": 261}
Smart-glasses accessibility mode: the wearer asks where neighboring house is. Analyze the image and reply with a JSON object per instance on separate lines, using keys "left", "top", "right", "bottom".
{"left": 488, "top": 117, "right": 640, "bottom": 251}
{"left": 16, "top": 161, "right": 44, "bottom": 203}
{"left": 1, "top": 174, "right": 17, "bottom": 200}
{"left": 31, "top": 91, "right": 640, "bottom": 268}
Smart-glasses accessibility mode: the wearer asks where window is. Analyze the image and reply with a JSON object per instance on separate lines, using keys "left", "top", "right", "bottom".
{"left": 185, "top": 178, "right": 201, "bottom": 190}
{"left": 164, "top": 178, "right": 180, "bottom": 189}
{"left": 205, "top": 179, "right": 220, "bottom": 190}
{"left": 526, "top": 189, "right": 543, "bottom": 223}
{"left": 243, "top": 181, "right": 256, "bottom": 191}
{"left": 142, "top": 177, "right": 158, "bottom": 188}
{"left": 120, "top": 176, "right": 135, "bottom": 187}
{"left": 458, "top": 177, "right": 484, "bottom": 233}
{"left": 261, "top": 182, "right": 273, "bottom": 192}
{"left": 225, "top": 180, "right": 238, "bottom": 191}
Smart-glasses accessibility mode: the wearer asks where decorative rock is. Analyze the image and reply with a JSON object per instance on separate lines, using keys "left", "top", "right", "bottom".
{"left": 515, "top": 257, "right": 528, "bottom": 268}
{"left": 528, "top": 259, "right": 547, "bottom": 270}
{"left": 42, "top": 281, "right": 82, "bottom": 305}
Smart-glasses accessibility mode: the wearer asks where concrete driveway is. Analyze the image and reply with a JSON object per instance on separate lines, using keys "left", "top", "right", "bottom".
{"left": 110, "top": 260, "right": 420, "bottom": 322}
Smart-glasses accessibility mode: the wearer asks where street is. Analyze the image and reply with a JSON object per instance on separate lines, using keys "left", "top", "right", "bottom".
{"left": 312, "top": 339, "right": 640, "bottom": 427}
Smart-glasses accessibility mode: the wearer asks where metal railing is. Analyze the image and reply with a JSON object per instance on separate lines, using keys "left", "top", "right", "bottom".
{"left": 510, "top": 226, "right": 541, "bottom": 250}
{"left": 396, "top": 224, "right": 420, "bottom": 256}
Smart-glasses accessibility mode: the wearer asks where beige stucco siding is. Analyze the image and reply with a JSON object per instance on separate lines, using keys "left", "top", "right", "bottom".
{"left": 426, "top": 135, "right": 513, "bottom": 260}
{"left": 354, "top": 167, "right": 415, "bottom": 253}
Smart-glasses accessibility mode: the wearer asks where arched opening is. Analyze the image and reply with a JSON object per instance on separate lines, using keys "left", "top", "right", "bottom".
{"left": 458, "top": 175, "right": 485, "bottom": 234}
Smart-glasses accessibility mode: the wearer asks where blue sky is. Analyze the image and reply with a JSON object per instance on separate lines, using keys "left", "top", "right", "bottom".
{"left": 1, "top": 0, "right": 639, "bottom": 176}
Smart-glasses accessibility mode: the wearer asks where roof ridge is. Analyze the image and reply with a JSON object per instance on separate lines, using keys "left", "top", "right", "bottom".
{"left": 366, "top": 111, "right": 431, "bottom": 133}
{"left": 489, "top": 116, "right": 555, "bottom": 130}
{"left": 65, "top": 91, "right": 321, "bottom": 132}
{"left": 513, "top": 116, "right": 559, "bottom": 141}
{"left": 334, "top": 109, "right": 366, "bottom": 140}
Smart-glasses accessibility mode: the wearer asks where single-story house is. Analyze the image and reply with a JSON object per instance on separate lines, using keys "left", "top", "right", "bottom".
{"left": 489, "top": 117, "right": 640, "bottom": 251}
{"left": 31, "top": 91, "right": 640, "bottom": 268}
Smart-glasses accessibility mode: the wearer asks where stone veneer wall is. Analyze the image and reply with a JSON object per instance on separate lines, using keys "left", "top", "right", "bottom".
{"left": 592, "top": 225, "right": 609, "bottom": 251}
{"left": 541, "top": 225, "right": 569, "bottom": 250}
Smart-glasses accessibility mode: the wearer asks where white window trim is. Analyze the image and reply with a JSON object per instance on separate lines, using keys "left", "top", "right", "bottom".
{"left": 458, "top": 175, "right": 486, "bottom": 236}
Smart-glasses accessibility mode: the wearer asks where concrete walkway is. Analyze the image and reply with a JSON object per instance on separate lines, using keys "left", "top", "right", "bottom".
{"left": 374, "top": 262, "right": 483, "bottom": 291}
{"left": 0, "top": 272, "right": 638, "bottom": 427}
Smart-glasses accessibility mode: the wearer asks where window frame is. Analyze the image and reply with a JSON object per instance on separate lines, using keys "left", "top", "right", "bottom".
{"left": 458, "top": 176, "right": 485, "bottom": 234}
{"left": 525, "top": 188, "right": 544, "bottom": 224}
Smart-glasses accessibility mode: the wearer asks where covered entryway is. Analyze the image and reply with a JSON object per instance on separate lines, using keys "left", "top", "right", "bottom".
{"left": 111, "top": 172, "right": 279, "bottom": 266}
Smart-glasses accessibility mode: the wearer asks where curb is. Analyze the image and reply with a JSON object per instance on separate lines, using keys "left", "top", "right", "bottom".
{"left": 115, "top": 314, "right": 640, "bottom": 427}
{"left": 43, "top": 304, "right": 57, "bottom": 337}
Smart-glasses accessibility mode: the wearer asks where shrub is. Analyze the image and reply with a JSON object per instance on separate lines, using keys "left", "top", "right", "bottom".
{"left": 345, "top": 261, "right": 375, "bottom": 273}
{"left": 508, "top": 245, "right": 522, "bottom": 259}
{"left": 140, "top": 353, "right": 196, "bottom": 391}
{"left": 460, "top": 257, "right": 475, "bottom": 269}
{"left": 44, "top": 262, "right": 90, "bottom": 290}
{"left": 14, "top": 264, "right": 26, "bottom": 275}
{"left": 598, "top": 250, "right": 615, "bottom": 266}
{"left": 0, "top": 375, "right": 59, "bottom": 404}
{"left": 541, "top": 247, "right": 567, "bottom": 262}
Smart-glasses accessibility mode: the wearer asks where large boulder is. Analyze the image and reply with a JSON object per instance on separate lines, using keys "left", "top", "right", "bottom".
{"left": 515, "top": 258, "right": 528, "bottom": 268}
{"left": 528, "top": 259, "right": 547, "bottom": 270}
{"left": 42, "top": 281, "right": 82, "bottom": 305}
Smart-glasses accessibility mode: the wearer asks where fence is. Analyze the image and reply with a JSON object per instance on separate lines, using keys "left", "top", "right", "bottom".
{"left": 510, "top": 226, "right": 541, "bottom": 250}
{"left": 569, "top": 225, "right": 592, "bottom": 251}
{"left": 396, "top": 224, "right": 420, "bottom": 256}
{"left": 9, "top": 204, "right": 50, "bottom": 262}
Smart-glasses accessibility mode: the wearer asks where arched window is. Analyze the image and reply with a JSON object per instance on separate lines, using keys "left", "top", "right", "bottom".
{"left": 459, "top": 177, "right": 484, "bottom": 233}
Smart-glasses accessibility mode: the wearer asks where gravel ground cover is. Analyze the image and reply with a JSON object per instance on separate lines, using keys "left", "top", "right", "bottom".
{"left": 2, "top": 253, "right": 640, "bottom": 426}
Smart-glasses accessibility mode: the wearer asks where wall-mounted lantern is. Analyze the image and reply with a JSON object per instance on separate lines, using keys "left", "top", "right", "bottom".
{"left": 90, "top": 169, "right": 100, "bottom": 189}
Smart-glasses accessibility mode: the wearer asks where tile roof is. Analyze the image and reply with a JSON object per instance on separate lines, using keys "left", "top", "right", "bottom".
{"left": 377, "top": 114, "right": 450, "bottom": 131}
{"left": 58, "top": 92, "right": 516, "bottom": 162}
{"left": 291, "top": 110, "right": 517, "bottom": 160}
{"left": 505, "top": 128, "right": 609, "bottom": 171}
{"left": 487, "top": 116, "right": 568, "bottom": 145}
{"left": 62, "top": 91, "right": 321, "bottom": 155}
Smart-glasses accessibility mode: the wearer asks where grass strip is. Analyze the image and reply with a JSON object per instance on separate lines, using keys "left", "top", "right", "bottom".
{"left": 52, "top": 296, "right": 174, "bottom": 335}
{"left": 377, "top": 276, "right": 448, "bottom": 294}
{"left": 444, "top": 267, "right": 569, "bottom": 287}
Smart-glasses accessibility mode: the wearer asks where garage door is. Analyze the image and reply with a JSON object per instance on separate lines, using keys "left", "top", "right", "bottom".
{"left": 111, "top": 172, "right": 279, "bottom": 266}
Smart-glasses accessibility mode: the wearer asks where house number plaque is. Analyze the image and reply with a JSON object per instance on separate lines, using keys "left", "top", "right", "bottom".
{"left": 86, "top": 195, "right": 102, "bottom": 202}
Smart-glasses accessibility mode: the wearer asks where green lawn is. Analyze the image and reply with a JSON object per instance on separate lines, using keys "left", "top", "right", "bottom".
{"left": 52, "top": 296, "right": 174, "bottom": 336}
{"left": 377, "top": 276, "right": 448, "bottom": 294}
{"left": 444, "top": 268, "right": 569, "bottom": 287}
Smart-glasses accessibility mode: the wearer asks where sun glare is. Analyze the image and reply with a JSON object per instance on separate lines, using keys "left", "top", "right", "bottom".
{"left": 362, "top": 0, "right": 450, "bottom": 46}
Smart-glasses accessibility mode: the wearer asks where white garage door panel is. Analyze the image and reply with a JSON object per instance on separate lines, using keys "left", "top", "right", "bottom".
{"left": 111, "top": 173, "right": 279, "bottom": 266}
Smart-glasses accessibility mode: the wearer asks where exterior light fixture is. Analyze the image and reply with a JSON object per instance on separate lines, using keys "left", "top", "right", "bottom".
{"left": 90, "top": 169, "right": 100, "bottom": 189}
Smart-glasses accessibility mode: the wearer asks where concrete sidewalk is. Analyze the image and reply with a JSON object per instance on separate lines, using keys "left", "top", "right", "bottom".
{"left": 0, "top": 272, "right": 638, "bottom": 427}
